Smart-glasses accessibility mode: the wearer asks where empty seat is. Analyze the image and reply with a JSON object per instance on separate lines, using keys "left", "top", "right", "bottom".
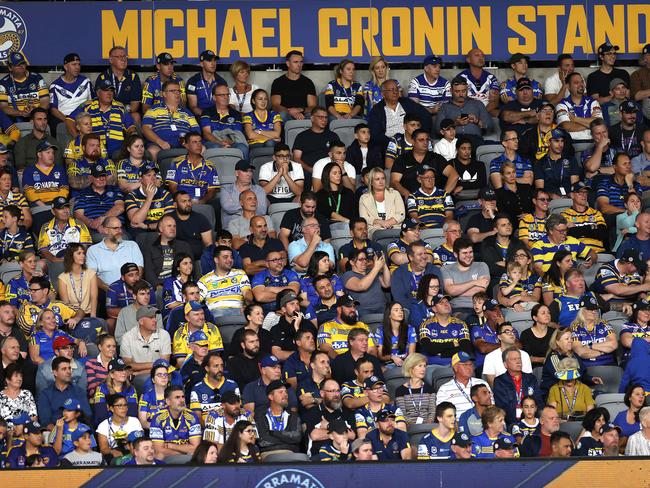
{"left": 424, "top": 366, "right": 454, "bottom": 391}
{"left": 205, "top": 148, "right": 245, "bottom": 186}
{"left": 264, "top": 452, "right": 311, "bottom": 463}
{"left": 268, "top": 202, "right": 300, "bottom": 216}
{"left": 386, "top": 376, "right": 406, "bottom": 399}
{"left": 408, "top": 423, "right": 437, "bottom": 448}
{"left": 476, "top": 144, "right": 505, "bottom": 179}
{"left": 586, "top": 365, "right": 623, "bottom": 394}
{"left": 603, "top": 402, "right": 627, "bottom": 420}
{"left": 330, "top": 119, "right": 360, "bottom": 147}
{"left": 192, "top": 204, "right": 216, "bottom": 230}
{"left": 532, "top": 366, "right": 543, "bottom": 383}
{"left": 511, "top": 320, "right": 533, "bottom": 335}
{"left": 16, "top": 122, "right": 33, "bottom": 138}
{"left": 558, "top": 420, "right": 583, "bottom": 441}
{"left": 595, "top": 393, "right": 625, "bottom": 406}
{"left": 549, "top": 198, "right": 573, "bottom": 215}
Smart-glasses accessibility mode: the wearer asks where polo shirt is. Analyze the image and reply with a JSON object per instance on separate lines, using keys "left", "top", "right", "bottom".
{"left": 288, "top": 238, "right": 335, "bottom": 272}
{"left": 366, "top": 428, "right": 410, "bottom": 461}
{"left": 200, "top": 107, "right": 243, "bottom": 133}
{"left": 392, "top": 151, "right": 450, "bottom": 194}
{"left": 74, "top": 185, "right": 124, "bottom": 220}
{"left": 68, "top": 99, "right": 135, "bottom": 155}
{"left": 0, "top": 72, "right": 48, "bottom": 116}
{"left": 283, "top": 351, "right": 311, "bottom": 383}
{"left": 142, "top": 73, "right": 186, "bottom": 108}
{"left": 37, "top": 217, "right": 92, "bottom": 257}
{"left": 239, "top": 237, "right": 285, "bottom": 264}
{"left": 116, "top": 158, "right": 160, "bottom": 186}
{"left": 592, "top": 260, "right": 642, "bottom": 300}
{"left": 142, "top": 105, "right": 199, "bottom": 148}
{"left": 186, "top": 72, "right": 228, "bottom": 111}
{"left": 124, "top": 187, "right": 174, "bottom": 225}
{"left": 22, "top": 164, "right": 69, "bottom": 205}
{"left": 252, "top": 269, "right": 300, "bottom": 312}
{"left": 242, "top": 377, "right": 298, "bottom": 411}
{"left": 120, "top": 326, "right": 172, "bottom": 363}
{"left": 533, "top": 155, "right": 581, "bottom": 196}
{"left": 189, "top": 376, "right": 240, "bottom": 421}
{"left": 436, "top": 377, "right": 490, "bottom": 418}
{"left": 597, "top": 176, "right": 643, "bottom": 210}
{"left": 36, "top": 382, "right": 92, "bottom": 427}
{"left": 406, "top": 187, "right": 454, "bottom": 228}
{"left": 407, "top": 74, "right": 450, "bottom": 107}
{"left": 86, "top": 239, "right": 144, "bottom": 286}
{"left": 166, "top": 156, "right": 220, "bottom": 199}
{"left": 489, "top": 153, "right": 533, "bottom": 178}
{"left": 95, "top": 68, "right": 142, "bottom": 106}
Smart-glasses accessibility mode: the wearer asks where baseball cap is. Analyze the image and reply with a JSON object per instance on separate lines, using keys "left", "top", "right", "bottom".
{"left": 621, "top": 248, "right": 644, "bottom": 270}
{"left": 235, "top": 159, "right": 254, "bottom": 171}
{"left": 222, "top": 390, "right": 241, "bottom": 405}
{"left": 260, "top": 354, "right": 280, "bottom": 368}
{"left": 266, "top": 379, "right": 290, "bottom": 395}
{"left": 571, "top": 181, "right": 591, "bottom": 193}
{"left": 136, "top": 305, "right": 158, "bottom": 321}
{"left": 643, "top": 44, "right": 650, "bottom": 55}
{"left": 597, "top": 43, "right": 619, "bottom": 55}
{"left": 0, "top": 143, "right": 8, "bottom": 155}
{"left": 537, "top": 100, "right": 555, "bottom": 112}
{"left": 336, "top": 294, "right": 359, "bottom": 308}
{"left": 127, "top": 430, "right": 145, "bottom": 443}
{"left": 8, "top": 52, "right": 27, "bottom": 66}
{"left": 152, "top": 358, "right": 170, "bottom": 370}
{"left": 10, "top": 413, "right": 31, "bottom": 426}
{"left": 440, "top": 118, "right": 455, "bottom": 131}
{"left": 52, "top": 196, "right": 70, "bottom": 209}
{"left": 599, "top": 423, "right": 621, "bottom": 436}
{"left": 53, "top": 336, "right": 74, "bottom": 350}
{"left": 36, "top": 140, "right": 58, "bottom": 153}
{"left": 64, "top": 53, "right": 80, "bottom": 65}
{"left": 509, "top": 53, "right": 530, "bottom": 65}
{"left": 417, "top": 164, "right": 435, "bottom": 176}
{"left": 140, "top": 161, "right": 159, "bottom": 175}
{"left": 401, "top": 218, "right": 422, "bottom": 232}
{"left": 24, "top": 421, "right": 44, "bottom": 435}
{"left": 200, "top": 50, "right": 218, "bottom": 62}
{"left": 327, "top": 419, "right": 349, "bottom": 434}
{"left": 633, "top": 299, "right": 650, "bottom": 312}
{"left": 579, "top": 294, "right": 600, "bottom": 311}
{"left": 484, "top": 298, "right": 500, "bottom": 311}
{"left": 493, "top": 437, "right": 517, "bottom": 451}
{"left": 62, "top": 398, "right": 82, "bottom": 412}
{"left": 364, "top": 375, "right": 385, "bottom": 390}
{"left": 375, "top": 409, "right": 397, "bottom": 422}
{"left": 120, "top": 262, "right": 139, "bottom": 276}
{"left": 423, "top": 54, "right": 442, "bottom": 67}
{"left": 620, "top": 100, "right": 639, "bottom": 114}
{"left": 188, "top": 329, "right": 209, "bottom": 346}
{"left": 609, "top": 78, "right": 628, "bottom": 91}
{"left": 156, "top": 52, "right": 175, "bottom": 64}
{"left": 96, "top": 78, "right": 115, "bottom": 91}
{"left": 451, "top": 351, "right": 474, "bottom": 367}
{"left": 108, "top": 357, "right": 131, "bottom": 372}
{"left": 451, "top": 432, "right": 472, "bottom": 448}
{"left": 279, "top": 291, "right": 299, "bottom": 309}
{"left": 515, "top": 77, "right": 533, "bottom": 91}
{"left": 184, "top": 300, "right": 203, "bottom": 315}
{"left": 478, "top": 187, "right": 497, "bottom": 201}
{"left": 555, "top": 367, "right": 581, "bottom": 381}
{"left": 431, "top": 293, "right": 451, "bottom": 306}
{"left": 550, "top": 128, "right": 566, "bottom": 140}
{"left": 71, "top": 424, "right": 92, "bottom": 442}
{"left": 90, "top": 163, "right": 108, "bottom": 178}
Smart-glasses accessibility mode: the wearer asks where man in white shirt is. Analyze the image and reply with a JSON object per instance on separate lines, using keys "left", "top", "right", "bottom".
{"left": 311, "top": 140, "right": 356, "bottom": 192}
{"left": 436, "top": 352, "right": 490, "bottom": 418}
{"left": 482, "top": 322, "right": 532, "bottom": 387}
{"left": 258, "top": 142, "right": 304, "bottom": 204}
{"left": 544, "top": 54, "right": 574, "bottom": 105}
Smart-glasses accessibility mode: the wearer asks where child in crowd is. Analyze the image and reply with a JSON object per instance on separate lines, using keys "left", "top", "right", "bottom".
{"left": 433, "top": 118, "right": 457, "bottom": 161}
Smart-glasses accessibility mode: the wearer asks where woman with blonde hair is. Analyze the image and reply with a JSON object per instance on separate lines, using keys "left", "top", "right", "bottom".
{"left": 570, "top": 299, "right": 618, "bottom": 367}
{"left": 28, "top": 309, "right": 87, "bottom": 364}
{"left": 547, "top": 357, "right": 595, "bottom": 420}
{"left": 363, "top": 56, "right": 401, "bottom": 117}
{"left": 394, "top": 353, "right": 436, "bottom": 425}
{"left": 229, "top": 60, "right": 259, "bottom": 114}
{"left": 359, "top": 167, "right": 404, "bottom": 237}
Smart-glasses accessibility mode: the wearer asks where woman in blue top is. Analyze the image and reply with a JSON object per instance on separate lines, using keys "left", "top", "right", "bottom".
{"left": 28, "top": 309, "right": 85, "bottom": 365}
{"left": 242, "top": 89, "right": 282, "bottom": 148}
{"left": 614, "top": 383, "right": 643, "bottom": 450}
{"left": 570, "top": 301, "right": 618, "bottom": 366}
{"left": 409, "top": 274, "right": 440, "bottom": 330}
{"left": 362, "top": 56, "right": 401, "bottom": 118}
{"left": 7, "top": 251, "right": 40, "bottom": 307}
{"left": 115, "top": 134, "right": 160, "bottom": 194}
{"left": 299, "top": 251, "right": 344, "bottom": 307}
{"left": 50, "top": 398, "right": 96, "bottom": 456}
{"left": 138, "top": 363, "right": 170, "bottom": 429}
{"left": 162, "top": 253, "right": 195, "bottom": 319}
{"left": 471, "top": 405, "right": 517, "bottom": 458}
{"left": 93, "top": 358, "right": 138, "bottom": 426}
{"left": 376, "top": 301, "right": 416, "bottom": 367}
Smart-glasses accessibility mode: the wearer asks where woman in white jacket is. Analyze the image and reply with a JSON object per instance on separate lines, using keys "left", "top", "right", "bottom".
{"left": 359, "top": 167, "right": 405, "bottom": 238}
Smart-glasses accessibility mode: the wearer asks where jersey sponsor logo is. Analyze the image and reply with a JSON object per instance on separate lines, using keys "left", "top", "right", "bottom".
{"left": 255, "top": 469, "right": 324, "bottom": 488}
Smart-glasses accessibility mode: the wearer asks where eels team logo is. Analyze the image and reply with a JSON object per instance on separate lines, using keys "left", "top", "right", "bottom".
{"left": 255, "top": 469, "right": 324, "bottom": 488}
{"left": 0, "top": 7, "right": 26, "bottom": 62}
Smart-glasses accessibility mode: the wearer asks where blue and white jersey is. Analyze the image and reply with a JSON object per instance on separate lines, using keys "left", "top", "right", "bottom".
{"left": 458, "top": 69, "right": 499, "bottom": 106}
{"left": 49, "top": 75, "right": 94, "bottom": 116}
{"left": 407, "top": 74, "right": 450, "bottom": 108}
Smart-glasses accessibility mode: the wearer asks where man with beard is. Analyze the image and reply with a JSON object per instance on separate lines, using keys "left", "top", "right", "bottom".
{"left": 556, "top": 72, "right": 603, "bottom": 141}
{"left": 318, "top": 295, "right": 376, "bottom": 359}
{"left": 189, "top": 351, "right": 239, "bottom": 425}
{"left": 203, "top": 391, "right": 256, "bottom": 450}
{"left": 255, "top": 380, "right": 302, "bottom": 457}
{"left": 239, "top": 216, "right": 285, "bottom": 275}
{"left": 303, "top": 378, "right": 356, "bottom": 458}
{"left": 166, "top": 132, "right": 220, "bottom": 204}
{"left": 0, "top": 301, "right": 29, "bottom": 355}
{"left": 365, "top": 409, "right": 410, "bottom": 460}
{"left": 140, "top": 215, "right": 192, "bottom": 288}
{"left": 228, "top": 190, "right": 276, "bottom": 249}
{"left": 227, "top": 329, "right": 262, "bottom": 390}
{"left": 67, "top": 133, "right": 117, "bottom": 193}
{"left": 74, "top": 163, "right": 125, "bottom": 238}
{"left": 441, "top": 238, "right": 490, "bottom": 316}
{"left": 87, "top": 218, "right": 144, "bottom": 291}
{"left": 297, "top": 350, "right": 331, "bottom": 415}
{"left": 171, "top": 191, "right": 213, "bottom": 261}
{"left": 270, "top": 291, "right": 316, "bottom": 361}
{"left": 337, "top": 218, "right": 383, "bottom": 274}
{"left": 312, "top": 275, "right": 339, "bottom": 326}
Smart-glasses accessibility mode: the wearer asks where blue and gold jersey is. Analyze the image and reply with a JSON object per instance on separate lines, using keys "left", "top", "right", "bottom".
{"left": 560, "top": 207, "right": 606, "bottom": 253}
{"left": 150, "top": 407, "right": 201, "bottom": 444}
{"left": 511, "top": 418, "right": 539, "bottom": 440}
{"left": 30, "top": 329, "right": 75, "bottom": 360}
{"left": 500, "top": 273, "right": 541, "bottom": 299}
{"left": 67, "top": 157, "right": 116, "bottom": 180}
{"left": 417, "top": 429, "right": 454, "bottom": 459}
{"left": 620, "top": 322, "right": 650, "bottom": 360}
{"left": 94, "top": 383, "right": 138, "bottom": 406}
{"left": 0, "top": 229, "right": 34, "bottom": 261}
{"left": 142, "top": 105, "right": 199, "bottom": 148}
{"left": 17, "top": 299, "right": 77, "bottom": 338}
{"left": 552, "top": 294, "right": 583, "bottom": 328}
{"left": 37, "top": 217, "right": 92, "bottom": 257}
{"left": 531, "top": 235, "right": 591, "bottom": 273}
{"left": 324, "top": 79, "right": 364, "bottom": 114}
{"left": 138, "top": 388, "right": 166, "bottom": 421}
{"left": 433, "top": 243, "right": 456, "bottom": 266}
{"left": 340, "top": 380, "right": 365, "bottom": 402}
{"left": 419, "top": 317, "right": 470, "bottom": 344}
{"left": 186, "top": 73, "right": 227, "bottom": 111}
{"left": 500, "top": 76, "right": 543, "bottom": 102}
{"left": 518, "top": 213, "right": 547, "bottom": 245}
{"left": 592, "top": 260, "right": 642, "bottom": 299}
{"left": 165, "top": 157, "right": 220, "bottom": 199}
{"left": 142, "top": 73, "right": 185, "bottom": 108}
{"left": 317, "top": 319, "right": 375, "bottom": 355}
{"left": 124, "top": 187, "right": 174, "bottom": 225}
{"left": 106, "top": 278, "right": 155, "bottom": 309}
{"left": 116, "top": 158, "right": 160, "bottom": 186}
{"left": 471, "top": 431, "right": 518, "bottom": 458}
{"left": 406, "top": 188, "right": 454, "bottom": 229}
{"left": 200, "top": 107, "right": 243, "bottom": 133}
{"left": 242, "top": 110, "right": 282, "bottom": 144}
{"left": 354, "top": 403, "right": 404, "bottom": 431}
{"left": 0, "top": 73, "right": 48, "bottom": 113}
{"left": 22, "top": 164, "right": 69, "bottom": 205}
{"left": 318, "top": 442, "right": 351, "bottom": 462}
{"left": 68, "top": 99, "right": 135, "bottom": 155}
{"left": 570, "top": 321, "right": 616, "bottom": 366}
{"left": 74, "top": 185, "right": 124, "bottom": 220}
{"left": 6, "top": 274, "right": 29, "bottom": 307}
{"left": 386, "top": 238, "right": 433, "bottom": 273}
{"left": 189, "top": 376, "right": 240, "bottom": 421}
{"left": 490, "top": 153, "right": 533, "bottom": 178}
{"left": 198, "top": 269, "right": 251, "bottom": 313}
{"left": 0, "top": 191, "right": 28, "bottom": 219}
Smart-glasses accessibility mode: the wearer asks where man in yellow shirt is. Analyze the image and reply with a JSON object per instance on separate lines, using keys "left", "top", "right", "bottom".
{"left": 317, "top": 294, "right": 376, "bottom": 358}
{"left": 172, "top": 301, "right": 223, "bottom": 367}
{"left": 37, "top": 197, "right": 91, "bottom": 264}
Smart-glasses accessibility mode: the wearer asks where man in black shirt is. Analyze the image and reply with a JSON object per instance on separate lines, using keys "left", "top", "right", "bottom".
{"left": 279, "top": 191, "right": 331, "bottom": 248}
{"left": 499, "top": 78, "right": 543, "bottom": 134}
{"left": 270, "top": 291, "right": 318, "bottom": 361}
{"left": 140, "top": 214, "right": 192, "bottom": 287}
{"left": 238, "top": 216, "right": 285, "bottom": 275}
{"left": 331, "top": 328, "right": 384, "bottom": 385}
{"left": 312, "top": 275, "right": 338, "bottom": 326}
{"left": 292, "top": 107, "right": 340, "bottom": 173}
{"left": 172, "top": 191, "right": 213, "bottom": 260}
{"left": 270, "top": 50, "right": 318, "bottom": 121}
{"left": 609, "top": 100, "right": 645, "bottom": 158}
{"left": 226, "top": 329, "right": 261, "bottom": 390}
{"left": 586, "top": 43, "right": 631, "bottom": 104}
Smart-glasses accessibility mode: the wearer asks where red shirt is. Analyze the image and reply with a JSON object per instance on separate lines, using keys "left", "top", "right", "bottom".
{"left": 539, "top": 432, "right": 552, "bottom": 456}
{"left": 510, "top": 372, "right": 523, "bottom": 407}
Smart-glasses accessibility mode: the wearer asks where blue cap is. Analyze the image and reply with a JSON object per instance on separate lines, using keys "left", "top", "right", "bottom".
{"left": 550, "top": 128, "right": 566, "bottom": 140}
{"left": 260, "top": 354, "right": 280, "bottom": 368}
{"left": 10, "top": 412, "right": 30, "bottom": 426}
{"left": 188, "top": 329, "right": 209, "bottom": 345}
{"left": 423, "top": 54, "right": 442, "bottom": 66}
{"left": 96, "top": 78, "right": 115, "bottom": 91}
{"left": 36, "top": 139, "right": 58, "bottom": 153}
{"left": 364, "top": 375, "right": 385, "bottom": 390}
{"left": 8, "top": 52, "right": 27, "bottom": 66}
{"left": 127, "top": 430, "right": 145, "bottom": 443}
{"left": 24, "top": 421, "right": 43, "bottom": 435}
{"left": 90, "top": 163, "right": 107, "bottom": 178}
{"left": 620, "top": 100, "right": 639, "bottom": 114}
{"left": 156, "top": 52, "right": 175, "bottom": 64}
{"left": 493, "top": 437, "right": 517, "bottom": 450}
{"left": 140, "top": 161, "right": 159, "bottom": 175}
{"left": 184, "top": 300, "right": 203, "bottom": 315}
{"left": 71, "top": 424, "right": 92, "bottom": 442}
{"left": 152, "top": 358, "right": 171, "bottom": 370}
{"left": 451, "top": 351, "right": 474, "bottom": 367}
{"left": 63, "top": 398, "right": 82, "bottom": 411}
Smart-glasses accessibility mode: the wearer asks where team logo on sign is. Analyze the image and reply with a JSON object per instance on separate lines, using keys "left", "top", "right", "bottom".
{"left": 255, "top": 469, "right": 324, "bottom": 488}
{"left": 0, "top": 8, "right": 26, "bottom": 63}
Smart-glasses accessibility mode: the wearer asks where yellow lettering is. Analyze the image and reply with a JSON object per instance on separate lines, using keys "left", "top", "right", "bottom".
{"left": 351, "top": 7, "right": 379, "bottom": 57}
{"left": 318, "top": 8, "right": 348, "bottom": 57}
{"left": 220, "top": 9, "right": 251, "bottom": 58}
{"left": 460, "top": 6, "right": 491, "bottom": 54}
{"left": 154, "top": 9, "right": 185, "bottom": 57}
{"left": 446, "top": 7, "right": 459, "bottom": 56}
{"left": 413, "top": 7, "right": 445, "bottom": 56}
{"left": 563, "top": 5, "right": 592, "bottom": 54}
{"left": 140, "top": 9, "right": 153, "bottom": 59}
{"left": 251, "top": 9, "right": 278, "bottom": 58}
{"left": 101, "top": 10, "right": 139, "bottom": 58}
{"left": 186, "top": 9, "right": 217, "bottom": 59}
{"left": 278, "top": 9, "right": 303, "bottom": 57}
{"left": 627, "top": 5, "right": 650, "bottom": 54}
{"left": 593, "top": 5, "right": 625, "bottom": 52}
{"left": 381, "top": 8, "right": 411, "bottom": 56}
{"left": 507, "top": 6, "right": 537, "bottom": 55}
{"left": 537, "top": 5, "right": 565, "bottom": 54}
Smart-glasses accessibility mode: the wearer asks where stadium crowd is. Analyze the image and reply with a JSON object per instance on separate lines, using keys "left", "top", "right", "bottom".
{"left": 0, "top": 42, "right": 649, "bottom": 467}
